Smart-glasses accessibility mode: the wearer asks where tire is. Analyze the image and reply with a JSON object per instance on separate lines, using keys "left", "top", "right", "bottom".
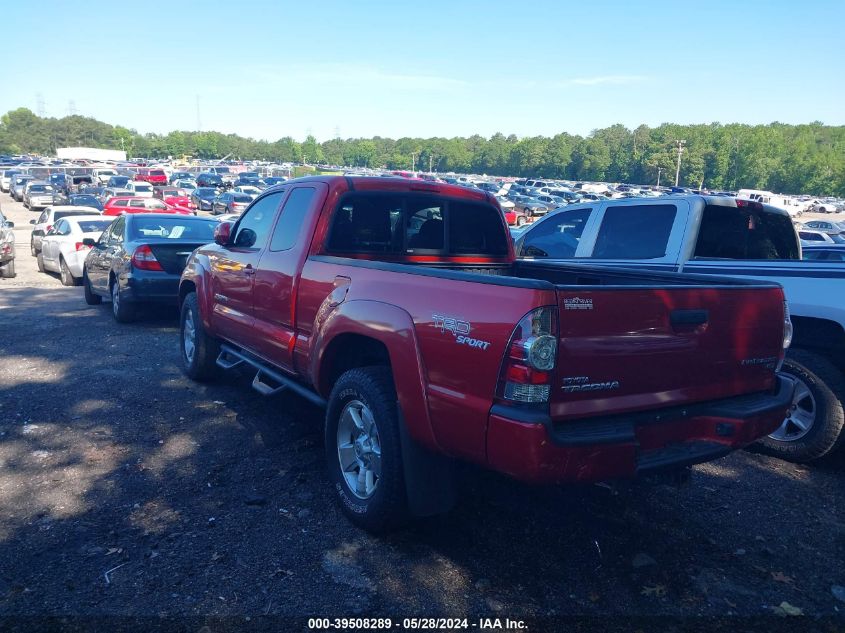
{"left": 110, "top": 278, "right": 135, "bottom": 323}
{"left": 83, "top": 268, "right": 101, "bottom": 305}
{"left": 36, "top": 253, "right": 45, "bottom": 272}
{"left": 180, "top": 291, "right": 219, "bottom": 381}
{"left": 755, "top": 349, "right": 845, "bottom": 462}
{"left": 516, "top": 216, "right": 527, "bottom": 227}
{"left": 0, "top": 260, "right": 15, "bottom": 278}
{"left": 325, "top": 367, "right": 408, "bottom": 533}
{"left": 59, "top": 258, "right": 77, "bottom": 286}
{"left": 30, "top": 239, "right": 37, "bottom": 257}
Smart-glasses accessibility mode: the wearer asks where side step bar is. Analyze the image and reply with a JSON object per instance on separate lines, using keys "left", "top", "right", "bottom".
{"left": 216, "top": 344, "right": 327, "bottom": 408}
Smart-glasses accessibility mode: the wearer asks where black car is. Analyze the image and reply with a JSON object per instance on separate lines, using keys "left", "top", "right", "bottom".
{"left": 195, "top": 172, "right": 224, "bottom": 188}
{"left": 49, "top": 173, "right": 71, "bottom": 194}
{"left": 82, "top": 214, "right": 218, "bottom": 322}
{"left": 262, "top": 176, "right": 287, "bottom": 187}
{"left": 169, "top": 171, "right": 193, "bottom": 184}
{"left": 235, "top": 172, "right": 261, "bottom": 186}
{"left": 190, "top": 187, "right": 219, "bottom": 211}
{"left": 66, "top": 194, "right": 103, "bottom": 212}
{"left": 107, "top": 175, "right": 131, "bottom": 188}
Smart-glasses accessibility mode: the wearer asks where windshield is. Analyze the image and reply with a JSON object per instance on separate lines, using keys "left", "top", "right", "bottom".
{"left": 135, "top": 185, "right": 152, "bottom": 191}
{"left": 54, "top": 211, "right": 92, "bottom": 220}
{"left": 30, "top": 185, "right": 53, "bottom": 193}
{"left": 233, "top": 195, "right": 252, "bottom": 203}
{"left": 197, "top": 188, "right": 217, "bottom": 198}
{"left": 129, "top": 218, "right": 217, "bottom": 241}
{"left": 830, "top": 234, "right": 845, "bottom": 244}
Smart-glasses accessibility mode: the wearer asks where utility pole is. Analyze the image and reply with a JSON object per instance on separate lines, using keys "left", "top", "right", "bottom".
{"left": 674, "top": 140, "right": 686, "bottom": 186}
{"left": 411, "top": 152, "right": 416, "bottom": 172}
{"left": 656, "top": 166, "right": 663, "bottom": 188}
{"left": 429, "top": 153, "right": 434, "bottom": 173}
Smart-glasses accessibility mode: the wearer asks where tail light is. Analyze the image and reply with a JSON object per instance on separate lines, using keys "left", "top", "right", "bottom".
{"left": 45, "top": 224, "right": 53, "bottom": 233}
{"left": 131, "top": 245, "right": 163, "bottom": 271}
{"left": 497, "top": 306, "right": 558, "bottom": 404}
{"left": 75, "top": 242, "right": 91, "bottom": 251}
{"left": 735, "top": 198, "right": 764, "bottom": 211}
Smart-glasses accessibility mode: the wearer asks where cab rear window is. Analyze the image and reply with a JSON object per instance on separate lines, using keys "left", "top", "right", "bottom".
{"left": 327, "top": 193, "right": 508, "bottom": 257}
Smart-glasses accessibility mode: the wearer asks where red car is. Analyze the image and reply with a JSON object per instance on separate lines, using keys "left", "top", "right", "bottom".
{"left": 134, "top": 168, "right": 168, "bottom": 186}
{"left": 103, "top": 197, "right": 192, "bottom": 216}
{"left": 178, "top": 176, "right": 793, "bottom": 532}
{"left": 504, "top": 208, "right": 530, "bottom": 227}
{"left": 164, "top": 194, "right": 194, "bottom": 210}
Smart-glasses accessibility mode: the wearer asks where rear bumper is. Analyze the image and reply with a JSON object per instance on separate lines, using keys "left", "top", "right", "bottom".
{"left": 123, "top": 274, "right": 181, "bottom": 303}
{"left": 486, "top": 375, "right": 795, "bottom": 484}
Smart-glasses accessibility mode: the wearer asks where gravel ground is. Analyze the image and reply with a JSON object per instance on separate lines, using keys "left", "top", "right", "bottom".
{"left": 0, "top": 191, "right": 844, "bottom": 627}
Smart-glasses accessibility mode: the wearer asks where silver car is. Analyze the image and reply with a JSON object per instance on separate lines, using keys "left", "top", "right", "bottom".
{"left": 23, "top": 181, "right": 57, "bottom": 210}
{"left": 11, "top": 175, "right": 34, "bottom": 201}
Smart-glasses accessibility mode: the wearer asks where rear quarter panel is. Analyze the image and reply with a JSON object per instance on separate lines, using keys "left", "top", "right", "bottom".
{"left": 297, "top": 258, "right": 554, "bottom": 463}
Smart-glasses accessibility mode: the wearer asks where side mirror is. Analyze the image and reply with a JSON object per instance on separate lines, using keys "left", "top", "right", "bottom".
{"left": 214, "top": 221, "right": 233, "bottom": 246}
{"left": 82, "top": 238, "right": 97, "bottom": 247}
{"left": 30, "top": 219, "right": 36, "bottom": 225}
{"left": 3, "top": 221, "right": 14, "bottom": 228}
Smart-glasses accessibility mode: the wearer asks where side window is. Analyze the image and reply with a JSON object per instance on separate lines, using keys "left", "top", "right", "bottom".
{"left": 695, "top": 205, "right": 800, "bottom": 260}
{"left": 327, "top": 195, "right": 403, "bottom": 253}
{"left": 55, "top": 220, "right": 70, "bottom": 236}
{"left": 591, "top": 204, "right": 677, "bottom": 259}
{"left": 110, "top": 217, "right": 125, "bottom": 243}
{"left": 129, "top": 199, "right": 145, "bottom": 208}
{"left": 232, "top": 192, "right": 282, "bottom": 249}
{"left": 521, "top": 208, "right": 593, "bottom": 258}
{"left": 38, "top": 211, "right": 48, "bottom": 223}
{"left": 270, "top": 188, "right": 315, "bottom": 251}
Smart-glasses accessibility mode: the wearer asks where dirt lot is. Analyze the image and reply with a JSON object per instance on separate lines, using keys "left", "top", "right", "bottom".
{"left": 0, "top": 192, "right": 844, "bottom": 628}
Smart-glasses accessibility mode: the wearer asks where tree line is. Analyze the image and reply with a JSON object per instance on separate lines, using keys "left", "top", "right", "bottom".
{"left": 1, "top": 107, "right": 843, "bottom": 196}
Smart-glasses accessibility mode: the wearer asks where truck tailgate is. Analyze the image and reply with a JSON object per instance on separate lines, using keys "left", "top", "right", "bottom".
{"left": 551, "top": 286, "right": 785, "bottom": 421}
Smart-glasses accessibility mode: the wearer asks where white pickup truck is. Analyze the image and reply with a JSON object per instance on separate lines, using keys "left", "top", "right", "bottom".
{"left": 514, "top": 195, "right": 845, "bottom": 463}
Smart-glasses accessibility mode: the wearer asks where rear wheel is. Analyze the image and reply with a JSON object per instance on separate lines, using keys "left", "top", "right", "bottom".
{"left": 0, "top": 260, "right": 15, "bottom": 278}
{"left": 59, "top": 258, "right": 77, "bottom": 286}
{"left": 325, "top": 367, "right": 408, "bottom": 533}
{"left": 83, "top": 268, "right": 101, "bottom": 305}
{"left": 516, "top": 216, "right": 527, "bottom": 227}
{"left": 110, "top": 279, "right": 135, "bottom": 323}
{"left": 756, "top": 349, "right": 845, "bottom": 462}
{"left": 180, "top": 291, "right": 219, "bottom": 381}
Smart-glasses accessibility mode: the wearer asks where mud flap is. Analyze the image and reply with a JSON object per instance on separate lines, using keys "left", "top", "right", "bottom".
{"left": 398, "top": 413, "right": 457, "bottom": 517}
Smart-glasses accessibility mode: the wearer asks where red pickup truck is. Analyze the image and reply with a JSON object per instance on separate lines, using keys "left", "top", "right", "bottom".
{"left": 178, "top": 176, "right": 795, "bottom": 531}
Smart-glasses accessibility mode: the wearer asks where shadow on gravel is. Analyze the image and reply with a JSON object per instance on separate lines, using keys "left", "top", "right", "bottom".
{"left": 0, "top": 288, "right": 843, "bottom": 620}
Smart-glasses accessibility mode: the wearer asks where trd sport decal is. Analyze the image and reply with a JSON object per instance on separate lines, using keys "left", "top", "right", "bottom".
{"left": 432, "top": 314, "right": 491, "bottom": 351}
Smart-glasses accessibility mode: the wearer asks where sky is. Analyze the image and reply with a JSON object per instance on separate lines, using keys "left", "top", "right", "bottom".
{"left": 3, "top": 0, "right": 844, "bottom": 142}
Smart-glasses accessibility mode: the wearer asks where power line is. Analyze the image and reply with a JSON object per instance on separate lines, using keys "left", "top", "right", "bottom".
{"left": 67, "top": 100, "right": 77, "bottom": 116}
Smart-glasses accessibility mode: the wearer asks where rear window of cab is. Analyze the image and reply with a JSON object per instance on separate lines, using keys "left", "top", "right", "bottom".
{"left": 326, "top": 193, "right": 509, "bottom": 258}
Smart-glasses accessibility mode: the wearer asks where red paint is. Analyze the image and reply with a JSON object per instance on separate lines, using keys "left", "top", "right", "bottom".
{"left": 181, "top": 176, "right": 790, "bottom": 483}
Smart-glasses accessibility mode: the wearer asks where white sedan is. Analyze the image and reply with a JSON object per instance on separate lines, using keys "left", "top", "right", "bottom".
{"left": 38, "top": 215, "right": 114, "bottom": 286}
{"left": 124, "top": 181, "right": 155, "bottom": 197}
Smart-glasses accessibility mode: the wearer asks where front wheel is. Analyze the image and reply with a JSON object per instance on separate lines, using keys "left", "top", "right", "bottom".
{"left": 36, "top": 253, "right": 45, "bottom": 272}
{"left": 30, "top": 239, "right": 37, "bottom": 257}
{"left": 755, "top": 349, "right": 845, "bottom": 462}
{"left": 180, "top": 291, "right": 219, "bottom": 381}
{"left": 325, "top": 367, "right": 408, "bottom": 533}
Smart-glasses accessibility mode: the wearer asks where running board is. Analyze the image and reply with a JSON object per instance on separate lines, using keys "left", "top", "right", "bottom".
{"left": 216, "top": 344, "right": 327, "bottom": 408}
